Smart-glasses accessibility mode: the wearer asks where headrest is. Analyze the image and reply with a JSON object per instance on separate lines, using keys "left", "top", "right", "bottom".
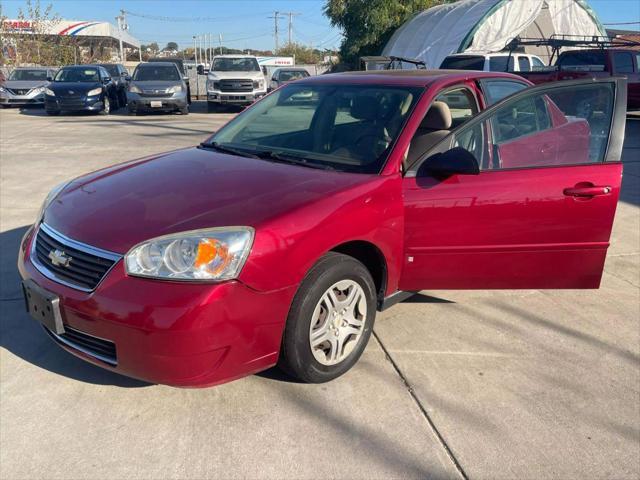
{"left": 420, "top": 101, "right": 452, "bottom": 130}
{"left": 351, "top": 95, "right": 379, "bottom": 121}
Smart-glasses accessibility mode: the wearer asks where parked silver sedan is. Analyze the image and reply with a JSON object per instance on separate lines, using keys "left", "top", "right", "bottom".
{"left": 0, "top": 67, "right": 57, "bottom": 107}
{"left": 126, "top": 62, "right": 189, "bottom": 115}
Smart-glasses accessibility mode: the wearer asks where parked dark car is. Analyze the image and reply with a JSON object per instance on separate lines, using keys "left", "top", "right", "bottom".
{"left": 45, "top": 65, "right": 118, "bottom": 115}
{"left": 0, "top": 67, "right": 56, "bottom": 107}
{"left": 147, "top": 57, "right": 191, "bottom": 103}
{"left": 268, "top": 67, "right": 310, "bottom": 91}
{"left": 127, "top": 62, "right": 189, "bottom": 115}
{"left": 96, "top": 63, "right": 129, "bottom": 107}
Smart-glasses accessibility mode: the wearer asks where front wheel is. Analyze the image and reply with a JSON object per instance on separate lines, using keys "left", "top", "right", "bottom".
{"left": 278, "top": 252, "right": 377, "bottom": 383}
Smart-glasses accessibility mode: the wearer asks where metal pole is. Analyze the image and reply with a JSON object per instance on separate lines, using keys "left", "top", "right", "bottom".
{"left": 193, "top": 35, "right": 198, "bottom": 65}
{"left": 219, "top": 34, "right": 223, "bottom": 55}
{"left": 288, "top": 12, "right": 292, "bottom": 45}
{"left": 273, "top": 11, "right": 279, "bottom": 52}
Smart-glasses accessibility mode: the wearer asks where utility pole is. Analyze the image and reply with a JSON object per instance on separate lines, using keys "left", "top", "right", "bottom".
{"left": 219, "top": 33, "right": 223, "bottom": 55}
{"left": 115, "top": 9, "right": 127, "bottom": 62}
{"left": 193, "top": 35, "right": 198, "bottom": 65}
{"left": 268, "top": 11, "right": 283, "bottom": 52}
{"left": 282, "top": 12, "right": 301, "bottom": 46}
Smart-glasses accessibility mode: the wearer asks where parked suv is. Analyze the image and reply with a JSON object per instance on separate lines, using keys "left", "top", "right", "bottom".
{"left": 0, "top": 67, "right": 56, "bottom": 107}
{"left": 19, "top": 71, "right": 626, "bottom": 387}
{"left": 127, "top": 62, "right": 189, "bottom": 115}
{"left": 147, "top": 57, "right": 191, "bottom": 103}
{"left": 206, "top": 55, "right": 267, "bottom": 111}
{"left": 269, "top": 67, "right": 310, "bottom": 91}
{"left": 96, "top": 63, "right": 129, "bottom": 108}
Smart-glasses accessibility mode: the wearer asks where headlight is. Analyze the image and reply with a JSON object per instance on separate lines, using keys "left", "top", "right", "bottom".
{"left": 167, "top": 85, "right": 183, "bottom": 93}
{"left": 129, "top": 84, "right": 142, "bottom": 93}
{"left": 253, "top": 80, "right": 265, "bottom": 89}
{"left": 45, "top": 88, "right": 55, "bottom": 96}
{"left": 0, "top": 86, "right": 6, "bottom": 93}
{"left": 125, "top": 227, "right": 254, "bottom": 281}
{"left": 37, "top": 181, "right": 70, "bottom": 222}
{"left": 87, "top": 87, "right": 102, "bottom": 96}
{"left": 33, "top": 86, "right": 45, "bottom": 93}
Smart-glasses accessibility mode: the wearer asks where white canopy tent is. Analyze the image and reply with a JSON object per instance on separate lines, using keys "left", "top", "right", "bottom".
{"left": 382, "top": 0, "right": 607, "bottom": 67}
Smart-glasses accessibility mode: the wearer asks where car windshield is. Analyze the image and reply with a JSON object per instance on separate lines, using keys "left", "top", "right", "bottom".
{"left": 440, "top": 56, "right": 485, "bottom": 70}
{"left": 212, "top": 57, "right": 260, "bottom": 72}
{"left": 207, "top": 84, "right": 422, "bottom": 174}
{"left": 54, "top": 68, "right": 99, "bottom": 82}
{"left": 9, "top": 69, "right": 48, "bottom": 81}
{"left": 279, "top": 70, "right": 309, "bottom": 81}
{"left": 133, "top": 65, "right": 180, "bottom": 81}
{"left": 99, "top": 65, "right": 119, "bottom": 76}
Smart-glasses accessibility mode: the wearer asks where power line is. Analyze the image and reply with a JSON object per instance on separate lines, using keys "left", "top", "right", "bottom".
{"left": 124, "top": 10, "right": 271, "bottom": 23}
{"left": 603, "top": 21, "right": 640, "bottom": 25}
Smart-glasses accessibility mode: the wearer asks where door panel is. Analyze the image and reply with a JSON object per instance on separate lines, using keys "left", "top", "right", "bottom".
{"left": 400, "top": 78, "right": 626, "bottom": 291}
{"left": 401, "top": 163, "right": 621, "bottom": 290}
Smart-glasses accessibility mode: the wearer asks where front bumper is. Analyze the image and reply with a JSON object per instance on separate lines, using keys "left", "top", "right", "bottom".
{"left": 18, "top": 225, "right": 295, "bottom": 387}
{"left": 207, "top": 90, "right": 266, "bottom": 105}
{"left": 0, "top": 91, "right": 45, "bottom": 106}
{"left": 127, "top": 92, "right": 187, "bottom": 111}
{"left": 45, "top": 94, "right": 104, "bottom": 112}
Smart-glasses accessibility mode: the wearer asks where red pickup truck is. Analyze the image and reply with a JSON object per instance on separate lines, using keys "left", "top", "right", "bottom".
{"left": 18, "top": 71, "right": 628, "bottom": 387}
{"left": 517, "top": 48, "right": 640, "bottom": 110}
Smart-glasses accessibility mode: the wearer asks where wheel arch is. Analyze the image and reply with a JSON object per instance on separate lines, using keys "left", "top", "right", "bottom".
{"left": 330, "top": 240, "right": 388, "bottom": 310}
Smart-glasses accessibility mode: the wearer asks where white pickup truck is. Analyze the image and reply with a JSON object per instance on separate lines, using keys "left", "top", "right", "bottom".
{"left": 206, "top": 55, "right": 267, "bottom": 111}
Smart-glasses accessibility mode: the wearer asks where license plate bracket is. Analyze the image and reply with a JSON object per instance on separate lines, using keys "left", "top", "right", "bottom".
{"left": 150, "top": 100, "right": 162, "bottom": 108}
{"left": 22, "top": 279, "right": 65, "bottom": 334}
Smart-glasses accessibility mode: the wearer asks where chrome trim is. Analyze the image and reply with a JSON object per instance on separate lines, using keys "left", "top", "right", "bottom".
{"left": 43, "top": 325, "right": 118, "bottom": 366}
{"left": 30, "top": 223, "right": 122, "bottom": 293}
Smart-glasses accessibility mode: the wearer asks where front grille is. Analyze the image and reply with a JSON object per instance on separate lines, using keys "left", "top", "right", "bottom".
{"left": 219, "top": 79, "right": 253, "bottom": 92}
{"left": 140, "top": 91, "right": 168, "bottom": 97}
{"left": 33, "top": 224, "right": 120, "bottom": 291}
{"left": 56, "top": 99, "right": 87, "bottom": 108}
{"left": 7, "top": 88, "right": 31, "bottom": 96}
{"left": 45, "top": 325, "right": 117, "bottom": 365}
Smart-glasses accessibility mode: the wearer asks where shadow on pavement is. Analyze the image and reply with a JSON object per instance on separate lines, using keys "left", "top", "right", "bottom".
{"left": 0, "top": 225, "right": 149, "bottom": 388}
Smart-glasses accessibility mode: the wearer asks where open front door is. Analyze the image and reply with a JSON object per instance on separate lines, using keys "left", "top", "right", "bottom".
{"left": 400, "top": 78, "right": 627, "bottom": 290}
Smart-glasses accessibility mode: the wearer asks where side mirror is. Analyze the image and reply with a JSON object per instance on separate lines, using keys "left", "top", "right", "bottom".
{"left": 124, "top": 75, "right": 132, "bottom": 82}
{"left": 197, "top": 65, "right": 205, "bottom": 75}
{"left": 183, "top": 76, "right": 189, "bottom": 82}
{"left": 121, "top": 70, "right": 129, "bottom": 77}
{"left": 103, "top": 76, "right": 111, "bottom": 83}
{"left": 262, "top": 66, "right": 268, "bottom": 75}
{"left": 271, "top": 75, "right": 277, "bottom": 81}
{"left": 46, "top": 76, "right": 53, "bottom": 82}
{"left": 418, "top": 147, "right": 480, "bottom": 178}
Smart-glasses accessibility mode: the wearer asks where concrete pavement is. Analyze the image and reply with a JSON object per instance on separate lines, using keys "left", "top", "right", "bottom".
{"left": 0, "top": 103, "right": 638, "bottom": 479}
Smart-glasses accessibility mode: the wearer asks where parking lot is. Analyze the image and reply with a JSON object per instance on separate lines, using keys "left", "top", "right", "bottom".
{"left": 0, "top": 103, "right": 638, "bottom": 479}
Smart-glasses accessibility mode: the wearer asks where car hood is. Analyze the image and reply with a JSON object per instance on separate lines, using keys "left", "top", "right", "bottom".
{"left": 4, "top": 80, "right": 48, "bottom": 89}
{"left": 44, "top": 147, "right": 372, "bottom": 254}
{"left": 208, "top": 71, "right": 264, "bottom": 81}
{"left": 49, "top": 82, "right": 101, "bottom": 93}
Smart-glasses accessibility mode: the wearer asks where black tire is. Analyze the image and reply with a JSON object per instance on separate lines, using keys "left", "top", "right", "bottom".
{"left": 100, "top": 96, "right": 111, "bottom": 115}
{"left": 119, "top": 91, "right": 127, "bottom": 108}
{"left": 207, "top": 102, "right": 218, "bottom": 113}
{"left": 278, "top": 252, "right": 377, "bottom": 383}
{"left": 179, "top": 105, "right": 189, "bottom": 115}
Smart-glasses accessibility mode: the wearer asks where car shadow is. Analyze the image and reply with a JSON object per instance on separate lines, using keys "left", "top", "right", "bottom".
{"left": 0, "top": 225, "right": 150, "bottom": 388}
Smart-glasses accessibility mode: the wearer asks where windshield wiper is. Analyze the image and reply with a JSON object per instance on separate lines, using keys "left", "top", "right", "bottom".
{"left": 253, "top": 150, "right": 335, "bottom": 171}
{"left": 198, "top": 141, "right": 260, "bottom": 159}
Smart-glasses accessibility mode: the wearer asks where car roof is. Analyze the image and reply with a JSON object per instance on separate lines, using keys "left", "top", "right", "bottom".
{"left": 274, "top": 67, "right": 309, "bottom": 72}
{"left": 14, "top": 66, "right": 49, "bottom": 70}
{"left": 139, "top": 62, "right": 179, "bottom": 68}
{"left": 213, "top": 55, "right": 256, "bottom": 58}
{"left": 299, "top": 69, "right": 528, "bottom": 87}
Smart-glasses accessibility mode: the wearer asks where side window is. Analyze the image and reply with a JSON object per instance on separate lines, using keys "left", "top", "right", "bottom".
{"left": 488, "top": 56, "right": 514, "bottom": 72}
{"left": 481, "top": 80, "right": 527, "bottom": 105}
{"left": 447, "top": 82, "right": 615, "bottom": 171}
{"left": 613, "top": 52, "right": 634, "bottom": 74}
{"left": 518, "top": 56, "right": 531, "bottom": 72}
{"left": 636, "top": 54, "right": 640, "bottom": 73}
{"left": 531, "top": 57, "right": 545, "bottom": 69}
{"left": 434, "top": 87, "right": 478, "bottom": 127}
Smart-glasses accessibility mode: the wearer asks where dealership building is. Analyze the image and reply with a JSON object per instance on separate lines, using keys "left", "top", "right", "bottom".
{"left": 1, "top": 18, "right": 142, "bottom": 62}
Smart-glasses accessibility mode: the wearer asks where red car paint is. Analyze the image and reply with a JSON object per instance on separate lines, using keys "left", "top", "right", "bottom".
{"left": 18, "top": 71, "right": 625, "bottom": 387}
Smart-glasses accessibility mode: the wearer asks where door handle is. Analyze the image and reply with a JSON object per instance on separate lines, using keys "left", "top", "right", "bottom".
{"left": 563, "top": 185, "right": 612, "bottom": 197}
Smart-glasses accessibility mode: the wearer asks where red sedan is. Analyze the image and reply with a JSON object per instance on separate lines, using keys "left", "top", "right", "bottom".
{"left": 18, "top": 71, "right": 627, "bottom": 387}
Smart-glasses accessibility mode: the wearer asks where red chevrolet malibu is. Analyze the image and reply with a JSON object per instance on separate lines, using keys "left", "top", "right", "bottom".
{"left": 18, "top": 71, "right": 627, "bottom": 386}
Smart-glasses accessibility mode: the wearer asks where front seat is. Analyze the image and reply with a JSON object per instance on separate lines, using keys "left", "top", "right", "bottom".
{"left": 405, "top": 101, "right": 453, "bottom": 170}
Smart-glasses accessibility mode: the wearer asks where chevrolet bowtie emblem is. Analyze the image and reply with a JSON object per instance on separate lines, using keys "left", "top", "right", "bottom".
{"left": 48, "top": 249, "right": 72, "bottom": 268}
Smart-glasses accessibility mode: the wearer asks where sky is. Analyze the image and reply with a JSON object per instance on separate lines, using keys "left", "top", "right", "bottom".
{"left": 1, "top": 0, "right": 639, "bottom": 51}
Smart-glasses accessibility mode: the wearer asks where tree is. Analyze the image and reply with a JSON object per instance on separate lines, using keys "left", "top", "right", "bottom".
{"left": 324, "top": 0, "right": 455, "bottom": 68}
{"left": 277, "top": 43, "right": 321, "bottom": 65}
{"left": 165, "top": 41, "right": 178, "bottom": 51}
